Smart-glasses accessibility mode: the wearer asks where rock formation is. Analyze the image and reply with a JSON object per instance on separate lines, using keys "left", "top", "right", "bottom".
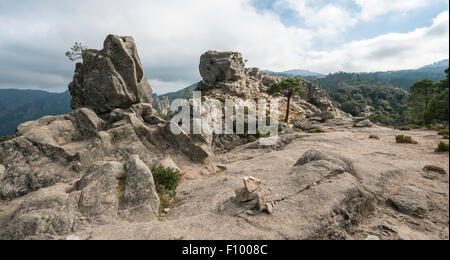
{"left": 69, "top": 35, "right": 153, "bottom": 114}
{"left": 0, "top": 40, "right": 448, "bottom": 241}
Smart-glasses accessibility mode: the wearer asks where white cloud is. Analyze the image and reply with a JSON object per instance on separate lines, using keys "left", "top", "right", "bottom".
{"left": 302, "top": 11, "right": 450, "bottom": 73}
{"left": 354, "top": 0, "right": 439, "bottom": 20}
{"left": 274, "top": 0, "right": 358, "bottom": 35}
{"left": 0, "top": 0, "right": 448, "bottom": 93}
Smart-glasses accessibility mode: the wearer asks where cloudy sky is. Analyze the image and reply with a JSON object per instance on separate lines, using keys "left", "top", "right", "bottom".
{"left": 0, "top": 0, "right": 448, "bottom": 94}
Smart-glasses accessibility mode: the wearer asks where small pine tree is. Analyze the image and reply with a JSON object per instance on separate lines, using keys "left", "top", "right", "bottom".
{"left": 65, "top": 42, "right": 87, "bottom": 62}
{"left": 268, "top": 78, "right": 306, "bottom": 123}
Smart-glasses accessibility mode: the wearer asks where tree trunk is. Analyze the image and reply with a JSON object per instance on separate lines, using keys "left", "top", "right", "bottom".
{"left": 285, "top": 95, "right": 291, "bottom": 123}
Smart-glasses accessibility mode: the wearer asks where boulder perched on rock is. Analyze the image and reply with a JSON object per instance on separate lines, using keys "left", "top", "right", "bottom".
{"left": 69, "top": 35, "right": 153, "bottom": 114}
{"left": 200, "top": 51, "right": 246, "bottom": 84}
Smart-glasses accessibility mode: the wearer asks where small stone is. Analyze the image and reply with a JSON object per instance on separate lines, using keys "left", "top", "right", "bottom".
{"left": 246, "top": 210, "right": 255, "bottom": 216}
{"left": 265, "top": 203, "right": 273, "bottom": 214}
{"left": 163, "top": 208, "right": 171, "bottom": 214}
{"left": 366, "top": 235, "right": 380, "bottom": 241}
{"left": 243, "top": 176, "right": 262, "bottom": 193}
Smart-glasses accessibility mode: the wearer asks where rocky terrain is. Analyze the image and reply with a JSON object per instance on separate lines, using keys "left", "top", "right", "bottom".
{"left": 0, "top": 35, "right": 448, "bottom": 240}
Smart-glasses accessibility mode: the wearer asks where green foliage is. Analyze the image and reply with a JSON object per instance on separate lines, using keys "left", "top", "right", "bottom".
{"left": 268, "top": 78, "right": 306, "bottom": 123}
{"left": 183, "top": 87, "right": 192, "bottom": 99}
{"left": 320, "top": 115, "right": 329, "bottom": 123}
{"left": 408, "top": 79, "right": 435, "bottom": 125}
{"left": 152, "top": 165, "right": 180, "bottom": 198}
{"left": 396, "top": 126, "right": 411, "bottom": 131}
{"left": 438, "top": 130, "right": 449, "bottom": 136}
{"left": 312, "top": 127, "right": 324, "bottom": 133}
{"left": 65, "top": 42, "right": 87, "bottom": 62}
{"left": 0, "top": 136, "right": 11, "bottom": 142}
{"left": 152, "top": 165, "right": 181, "bottom": 215}
{"left": 340, "top": 100, "right": 361, "bottom": 116}
{"left": 436, "top": 142, "right": 449, "bottom": 152}
{"left": 329, "top": 83, "right": 408, "bottom": 125}
{"left": 395, "top": 135, "right": 418, "bottom": 144}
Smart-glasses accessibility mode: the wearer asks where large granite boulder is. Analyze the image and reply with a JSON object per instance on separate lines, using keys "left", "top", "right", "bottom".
{"left": 69, "top": 35, "right": 153, "bottom": 114}
{"left": 199, "top": 51, "right": 246, "bottom": 84}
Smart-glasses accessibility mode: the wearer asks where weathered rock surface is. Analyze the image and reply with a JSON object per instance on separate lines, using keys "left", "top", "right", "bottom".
{"left": 0, "top": 103, "right": 210, "bottom": 200}
{"left": 0, "top": 155, "right": 160, "bottom": 239}
{"left": 389, "top": 186, "right": 429, "bottom": 218}
{"left": 69, "top": 35, "right": 153, "bottom": 114}
{"left": 354, "top": 119, "right": 374, "bottom": 128}
{"left": 1, "top": 124, "right": 448, "bottom": 240}
{"left": 0, "top": 36, "right": 211, "bottom": 200}
{"left": 119, "top": 155, "right": 160, "bottom": 222}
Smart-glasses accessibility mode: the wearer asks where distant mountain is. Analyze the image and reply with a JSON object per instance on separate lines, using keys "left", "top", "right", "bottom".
{"left": 157, "top": 83, "right": 198, "bottom": 102}
{"left": 265, "top": 59, "right": 449, "bottom": 91}
{"left": 419, "top": 59, "right": 449, "bottom": 70}
{"left": 0, "top": 89, "right": 71, "bottom": 136}
{"left": 263, "top": 69, "right": 324, "bottom": 78}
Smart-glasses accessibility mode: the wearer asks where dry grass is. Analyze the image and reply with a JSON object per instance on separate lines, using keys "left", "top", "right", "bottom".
{"left": 369, "top": 134, "right": 380, "bottom": 140}
{"left": 395, "top": 135, "right": 418, "bottom": 144}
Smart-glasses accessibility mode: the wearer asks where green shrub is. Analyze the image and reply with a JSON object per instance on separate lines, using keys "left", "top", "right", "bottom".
{"left": 396, "top": 126, "right": 411, "bottom": 131}
{"left": 312, "top": 127, "right": 325, "bottom": 133}
{"left": 320, "top": 115, "right": 329, "bottom": 123}
{"left": 151, "top": 165, "right": 180, "bottom": 214}
{"left": 438, "top": 130, "right": 449, "bottom": 136}
{"left": 395, "top": 135, "right": 418, "bottom": 144}
{"left": 436, "top": 142, "right": 449, "bottom": 152}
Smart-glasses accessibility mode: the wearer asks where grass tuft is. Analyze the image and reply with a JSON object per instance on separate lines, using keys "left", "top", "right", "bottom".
{"left": 395, "top": 135, "right": 418, "bottom": 144}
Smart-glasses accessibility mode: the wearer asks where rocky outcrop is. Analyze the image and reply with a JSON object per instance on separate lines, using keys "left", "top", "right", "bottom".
{"left": 0, "top": 35, "right": 211, "bottom": 200}
{"left": 153, "top": 96, "right": 170, "bottom": 117}
{"left": 200, "top": 51, "right": 246, "bottom": 84}
{"left": 0, "top": 156, "right": 160, "bottom": 240}
{"left": 69, "top": 35, "right": 153, "bottom": 114}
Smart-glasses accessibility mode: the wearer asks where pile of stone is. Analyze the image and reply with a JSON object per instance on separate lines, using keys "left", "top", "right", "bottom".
{"left": 235, "top": 176, "right": 273, "bottom": 214}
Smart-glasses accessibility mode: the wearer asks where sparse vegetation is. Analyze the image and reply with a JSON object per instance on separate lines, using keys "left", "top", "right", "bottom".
{"left": 312, "top": 127, "right": 325, "bottom": 133}
{"left": 152, "top": 165, "right": 181, "bottom": 214}
{"left": 117, "top": 170, "right": 127, "bottom": 201}
{"left": 436, "top": 142, "right": 449, "bottom": 152}
{"left": 0, "top": 136, "right": 11, "bottom": 143}
{"left": 320, "top": 115, "right": 329, "bottom": 123}
{"left": 369, "top": 134, "right": 380, "bottom": 140}
{"left": 395, "top": 135, "right": 418, "bottom": 144}
{"left": 438, "top": 130, "right": 449, "bottom": 136}
{"left": 396, "top": 126, "right": 411, "bottom": 131}
{"left": 65, "top": 42, "right": 87, "bottom": 62}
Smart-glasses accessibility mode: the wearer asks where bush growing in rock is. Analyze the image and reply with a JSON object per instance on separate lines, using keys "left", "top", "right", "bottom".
{"left": 152, "top": 165, "right": 180, "bottom": 213}
{"left": 396, "top": 135, "right": 418, "bottom": 144}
